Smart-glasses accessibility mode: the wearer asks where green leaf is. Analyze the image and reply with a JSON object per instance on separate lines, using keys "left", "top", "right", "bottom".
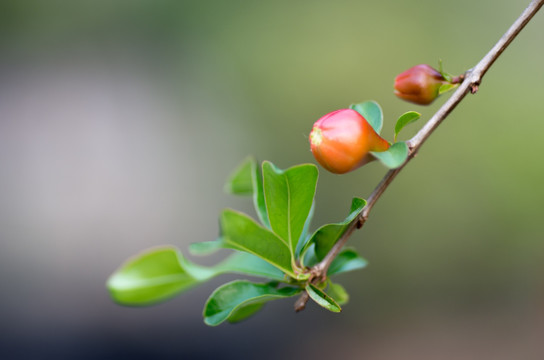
{"left": 221, "top": 209, "right": 296, "bottom": 278}
{"left": 224, "top": 156, "right": 254, "bottom": 195}
{"left": 302, "top": 242, "right": 319, "bottom": 268}
{"left": 306, "top": 284, "right": 341, "bottom": 313}
{"left": 328, "top": 248, "right": 368, "bottom": 276}
{"left": 188, "top": 239, "right": 224, "bottom": 256}
{"left": 224, "top": 157, "right": 269, "bottom": 228}
{"left": 217, "top": 251, "right": 287, "bottom": 281}
{"left": 227, "top": 302, "right": 265, "bottom": 323}
{"left": 394, "top": 111, "right": 421, "bottom": 142}
{"left": 188, "top": 240, "right": 286, "bottom": 280}
{"left": 349, "top": 100, "right": 383, "bottom": 134}
{"left": 371, "top": 141, "right": 409, "bottom": 169}
{"left": 302, "top": 198, "right": 366, "bottom": 261}
{"left": 203, "top": 280, "right": 301, "bottom": 326}
{"left": 107, "top": 247, "right": 214, "bottom": 306}
{"left": 303, "top": 246, "right": 367, "bottom": 276}
{"left": 262, "top": 161, "right": 318, "bottom": 260}
{"left": 439, "top": 83, "right": 457, "bottom": 95}
{"left": 327, "top": 282, "right": 349, "bottom": 305}
{"left": 107, "top": 246, "right": 292, "bottom": 306}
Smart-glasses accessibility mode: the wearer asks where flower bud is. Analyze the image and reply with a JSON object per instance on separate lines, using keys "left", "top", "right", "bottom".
{"left": 309, "top": 109, "right": 390, "bottom": 174}
{"left": 394, "top": 64, "right": 447, "bottom": 105}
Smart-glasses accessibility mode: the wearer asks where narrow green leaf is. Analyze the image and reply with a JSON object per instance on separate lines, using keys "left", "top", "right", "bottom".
{"left": 349, "top": 100, "right": 383, "bottom": 134}
{"left": 295, "top": 200, "right": 315, "bottom": 257}
{"left": 107, "top": 247, "right": 213, "bottom": 306}
{"left": 394, "top": 111, "right": 421, "bottom": 142}
{"left": 188, "top": 239, "right": 224, "bottom": 256}
{"left": 371, "top": 141, "right": 409, "bottom": 169}
{"left": 438, "top": 58, "right": 453, "bottom": 82}
{"left": 224, "top": 157, "right": 269, "bottom": 228}
{"left": 306, "top": 284, "right": 341, "bottom": 313}
{"left": 302, "top": 242, "right": 319, "bottom": 268}
{"left": 252, "top": 159, "right": 270, "bottom": 228}
{"left": 439, "top": 83, "right": 457, "bottom": 95}
{"left": 262, "top": 161, "right": 318, "bottom": 260}
{"left": 203, "top": 280, "right": 301, "bottom": 326}
{"left": 327, "top": 281, "right": 349, "bottom": 305}
{"left": 224, "top": 156, "right": 254, "bottom": 195}
{"left": 221, "top": 209, "right": 296, "bottom": 278}
{"left": 328, "top": 248, "right": 368, "bottom": 276}
{"left": 303, "top": 198, "right": 366, "bottom": 261}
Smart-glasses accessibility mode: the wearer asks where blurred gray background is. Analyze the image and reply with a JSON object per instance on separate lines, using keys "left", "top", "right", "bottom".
{"left": 1, "top": 0, "right": 543, "bottom": 359}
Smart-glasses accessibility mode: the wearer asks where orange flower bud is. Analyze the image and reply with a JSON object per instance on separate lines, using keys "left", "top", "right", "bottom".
{"left": 309, "top": 109, "right": 390, "bottom": 174}
{"left": 394, "top": 64, "right": 447, "bottom": 105}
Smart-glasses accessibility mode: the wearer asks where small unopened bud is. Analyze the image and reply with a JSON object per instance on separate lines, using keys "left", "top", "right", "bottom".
{"left": 394, "top": 64, "right": 447, "bottom": 105}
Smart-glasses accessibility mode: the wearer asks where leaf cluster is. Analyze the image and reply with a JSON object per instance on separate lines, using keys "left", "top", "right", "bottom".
{"left": 107, "top": 157, "right": 368, "bottom": 325}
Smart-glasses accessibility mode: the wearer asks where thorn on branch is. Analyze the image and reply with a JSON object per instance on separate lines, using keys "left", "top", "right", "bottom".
{"left": 356, "top": 218, "right": 364, "bottom": 229}
{"left": 294, "top": 291, "right": 309, "bottom": 312}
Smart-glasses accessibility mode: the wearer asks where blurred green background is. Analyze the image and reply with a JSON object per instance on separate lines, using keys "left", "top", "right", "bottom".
{"left": 1, "top": 0, "right": 543, "bottom": 359}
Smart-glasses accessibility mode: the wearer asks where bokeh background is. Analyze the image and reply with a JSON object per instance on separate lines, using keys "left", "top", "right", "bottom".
{"left": 1, "top": 0, "right": 543, "bottom": 359}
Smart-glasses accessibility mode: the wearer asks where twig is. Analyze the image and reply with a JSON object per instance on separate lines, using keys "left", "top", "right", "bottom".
{"left": 299, "top": 0, "right": 544, "bottom": 307}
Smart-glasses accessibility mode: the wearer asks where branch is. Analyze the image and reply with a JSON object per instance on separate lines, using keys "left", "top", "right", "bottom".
{"left": 309, "top": 0, "right": 544, "bottom": 285}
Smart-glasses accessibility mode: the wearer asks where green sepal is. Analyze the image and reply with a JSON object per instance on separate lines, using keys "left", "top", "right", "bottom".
{"left": 349, "top": 100, "right": 383, "bottom": 134}
{"left": 438, "top": 58, "right": 453, "bottom": 82}
{"left": 306, "top": 284, "right": 342, "bottom": 313}
{"left": 371, "top": 141, "right": 409, "bottom": 169}
{"left": 203, "top": 280, "right": 301, "bottom": 326}
{"left": 394, "top": 111, "right": 421, "bottom": 142}
{"left": 439, "top": 83, "right": 458, "bottom": 95}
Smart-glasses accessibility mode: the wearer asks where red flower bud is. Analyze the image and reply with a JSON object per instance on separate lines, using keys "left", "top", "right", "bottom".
{"left": 394, "top": 64, "right": 447, "bottom": 105}
{"left": 309, "top": 109, "right": 390, "bottom": 174}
